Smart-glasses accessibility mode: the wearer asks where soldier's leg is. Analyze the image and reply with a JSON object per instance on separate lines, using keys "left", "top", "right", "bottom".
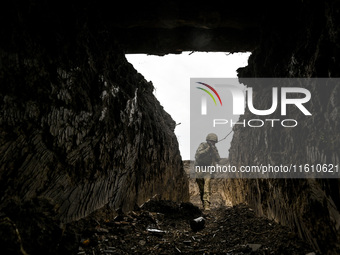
{"left": 202, "top": 175, "right": 211, "bottom": 210}
{"left": 196, "top": 178, "right": 204, "bottom": 204}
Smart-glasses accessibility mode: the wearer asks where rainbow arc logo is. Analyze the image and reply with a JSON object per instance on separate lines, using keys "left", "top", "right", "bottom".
{"left": 196, "top": 82, "right": 222, "bottom": 106}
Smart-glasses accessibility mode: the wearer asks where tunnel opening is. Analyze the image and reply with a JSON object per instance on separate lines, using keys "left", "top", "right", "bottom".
{"left": 125, "top": 51, "right": 251, "bottom": 161}
{"left": 125, "top": 51, "right": 251, "bottom": 210}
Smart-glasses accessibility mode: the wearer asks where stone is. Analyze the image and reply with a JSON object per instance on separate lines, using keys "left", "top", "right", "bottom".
{"left": 247, "top": 243, "right": 262, "bottom": 252}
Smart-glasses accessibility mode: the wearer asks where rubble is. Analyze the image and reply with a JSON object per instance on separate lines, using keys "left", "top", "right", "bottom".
{"left": 64, "top": 200, "right": 316, "bottom": 254}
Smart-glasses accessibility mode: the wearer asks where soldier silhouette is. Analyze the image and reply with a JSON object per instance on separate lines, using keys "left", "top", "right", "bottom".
{"left": 194, "top": 133, "right": 221, "bottom": 211}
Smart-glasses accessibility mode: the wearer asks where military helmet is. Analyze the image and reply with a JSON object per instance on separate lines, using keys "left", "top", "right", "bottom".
{"left": 206, "top": 133, "right": 218, "bottom": 142}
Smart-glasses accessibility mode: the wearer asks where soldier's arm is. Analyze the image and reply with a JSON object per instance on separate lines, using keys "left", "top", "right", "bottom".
{"left": 195, "top": 143, "right": 210, "bottom": 157}
{"left": 211, "top": 145, "right": 221, "bottom": 162}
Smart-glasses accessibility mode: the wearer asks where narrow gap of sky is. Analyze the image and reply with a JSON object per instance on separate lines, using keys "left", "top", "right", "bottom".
{"left": 126, "top": 51, "right": 251, "bottom": 160}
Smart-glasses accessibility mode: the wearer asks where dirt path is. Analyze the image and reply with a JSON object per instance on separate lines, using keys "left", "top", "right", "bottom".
{"left": 71, "top": 200, "right": 315, "bottom": 255}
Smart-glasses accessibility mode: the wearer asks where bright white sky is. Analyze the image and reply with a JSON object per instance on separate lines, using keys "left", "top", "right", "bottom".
{"left": 126, "top": 52, "right": 251, "bottom": 160}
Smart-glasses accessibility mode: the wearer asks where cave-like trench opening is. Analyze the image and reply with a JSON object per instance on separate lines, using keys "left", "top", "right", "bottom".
{"left": 2, "top": 1, "right": 339, "bottom": 254}
{"left": 125, "top": 51, "right": 251, "bottom": 160}
{"left": 125, "top": 51, "right": 251, "bottom": 209}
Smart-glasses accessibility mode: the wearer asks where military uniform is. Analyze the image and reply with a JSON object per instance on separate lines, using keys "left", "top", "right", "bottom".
{"left": 194, "top": 133, "right": 221, "bottom": 211}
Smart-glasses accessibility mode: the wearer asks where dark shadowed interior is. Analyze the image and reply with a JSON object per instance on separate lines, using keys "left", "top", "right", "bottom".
{"left": 0, "top": 1, "right": 340, "bottom": 254}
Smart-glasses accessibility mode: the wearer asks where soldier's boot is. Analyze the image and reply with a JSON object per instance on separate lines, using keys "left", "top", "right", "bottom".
{"left": 203, "top": 201, "right": 210, "bottom": 211}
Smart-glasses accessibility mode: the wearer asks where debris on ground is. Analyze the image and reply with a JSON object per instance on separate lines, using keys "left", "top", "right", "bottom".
{"left": 68, "top": 200, "right": 316, "bottom": 254}
{"left": 189, "top": 216, "right": 205, "bottom": 232}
